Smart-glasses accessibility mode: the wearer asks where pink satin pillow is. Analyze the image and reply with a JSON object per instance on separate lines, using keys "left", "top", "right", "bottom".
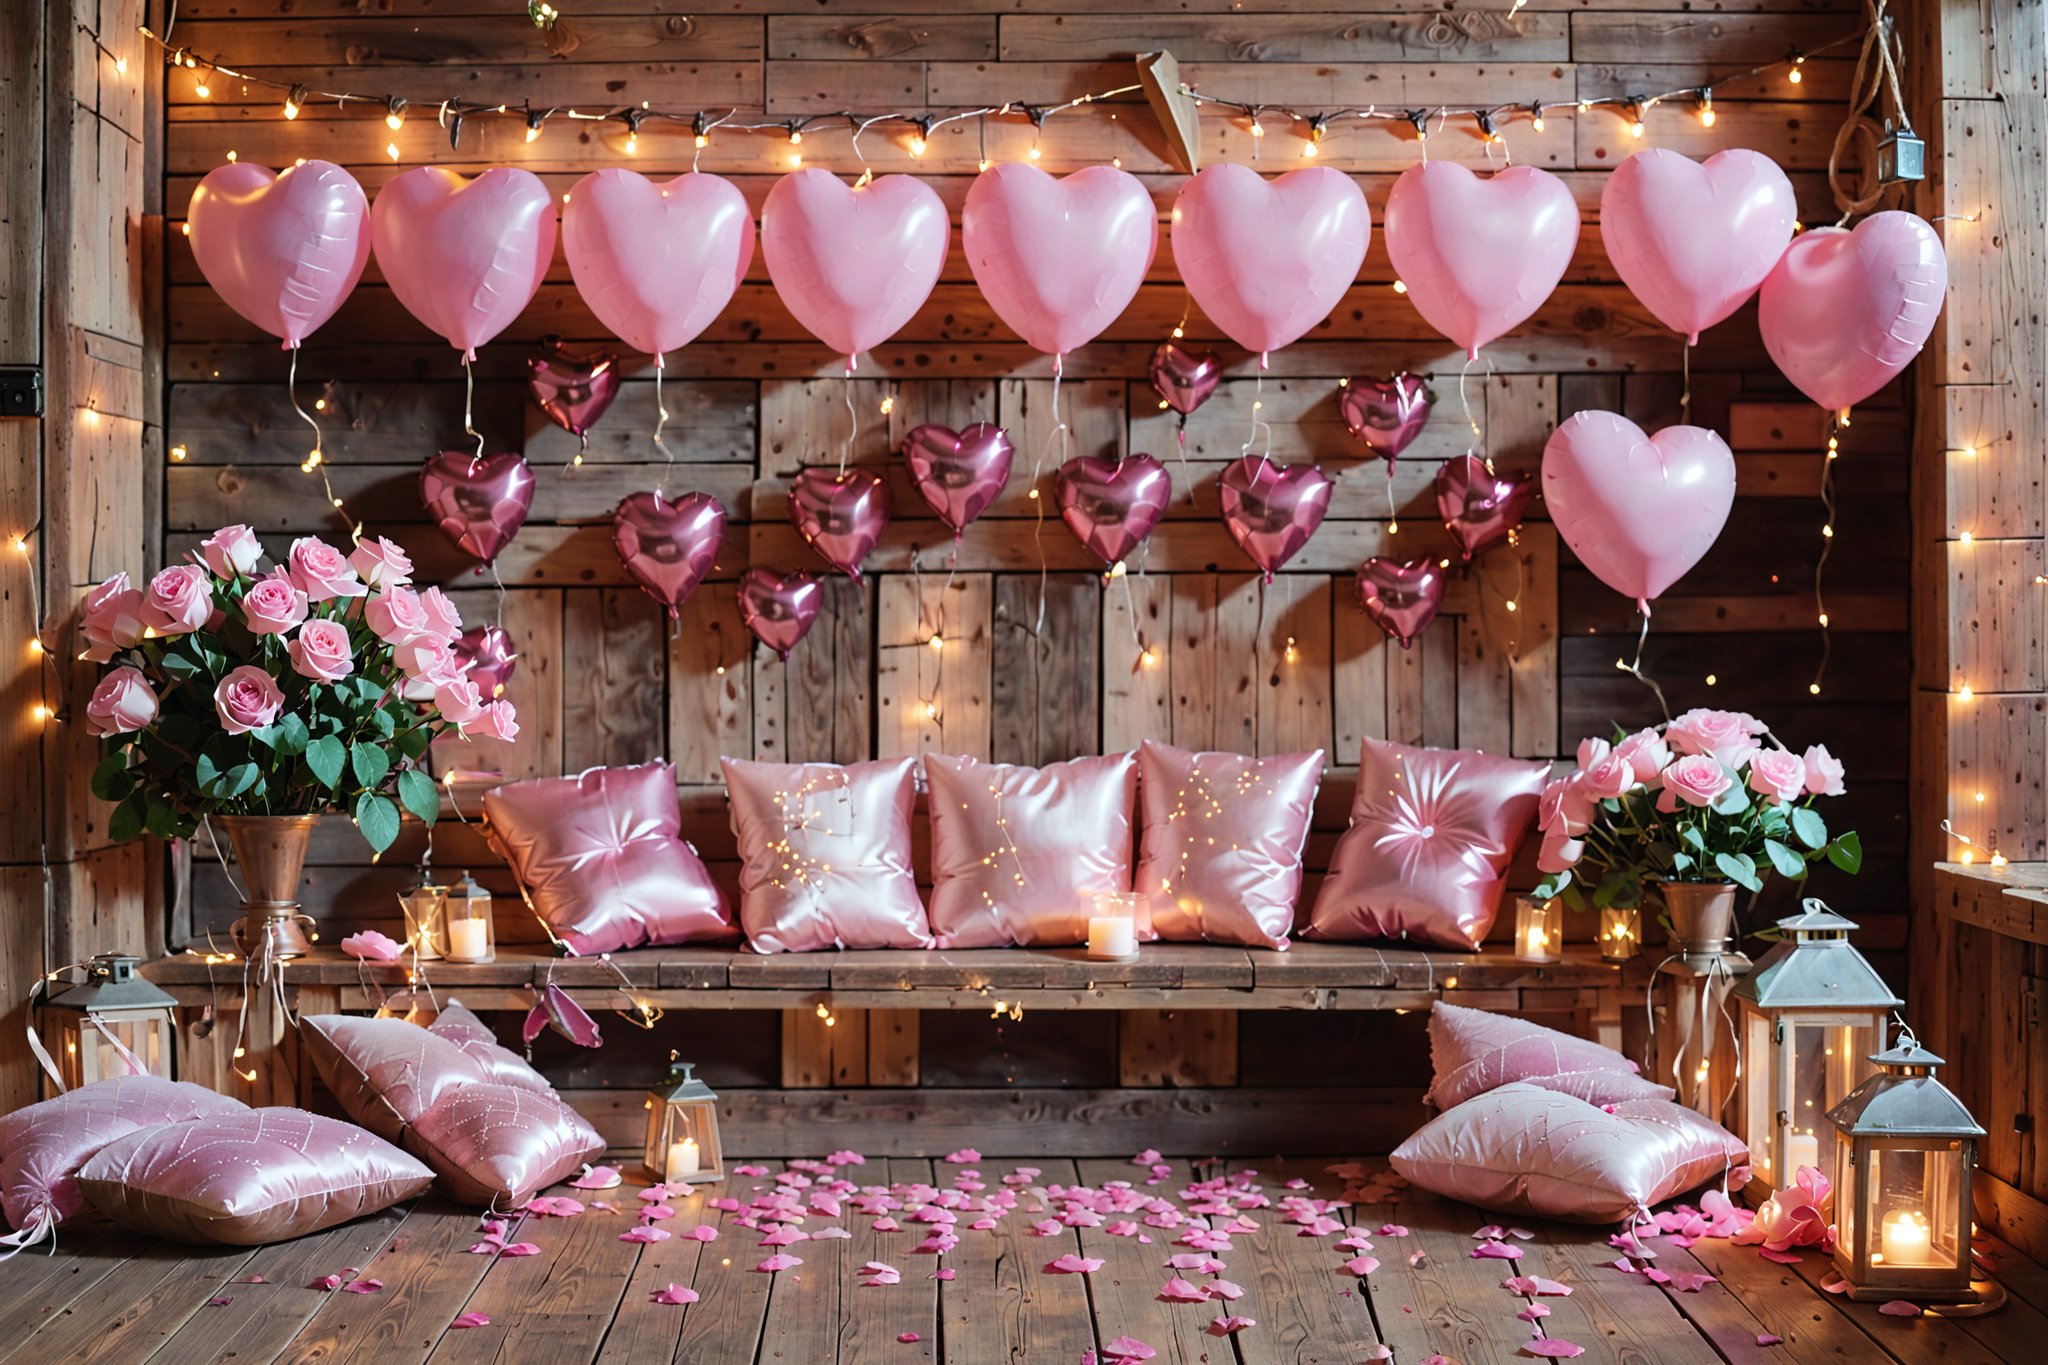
{"left": 722, "top": 756, "right": 931, "bottom": 953}
{"left": 77, "top": 1108, "right": 432, "bottom": 1245}
{"left": 1305, "top": 737, "right": 1546, "bottom": 950}
{"left": 430, "top": 1002, "right": 555, "bottom": 1092}
{"left": 927, "top": 752, "right": 1139, "bottom": 948}
{"left": 1426, "top": 1002, "right": 1673, "bottom": 1109}
{"left": 485, "top": 761, "right": 735, "bottom": 955}
{"left": 1134, "top": 740, "right": 1324, "bottom": 949}
{"left": 1390, "top": 1082, "right": 1747, "bottom": 1223}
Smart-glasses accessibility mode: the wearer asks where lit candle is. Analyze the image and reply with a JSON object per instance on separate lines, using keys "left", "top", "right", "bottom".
{"left": 666, "top": 1137, "right": 700, "bottom": 1182}
{"left": 1879, "top": 1209, "right": 1933, "bottom": 1266}
{"left": 1785, "top": 1131, "right": 1821, "bottom": 1176}
{"left": 447, "top": 918, "right": 488, "bottom": 961}
{"left": 1087, "top": 916, "right": 1137, "bottom": 960}
{"left": 1524, "top": 924, "right": 1550, "bottom": 956}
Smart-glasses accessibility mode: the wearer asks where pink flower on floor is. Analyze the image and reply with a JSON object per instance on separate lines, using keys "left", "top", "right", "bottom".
{"left": 339, "top": 930, "right": 404, "bottom": 963}
{"left": 1156, "top": 1276, "right": 1207, "bottom": 1303}
{"left": 1103, "top": 1336, "right": 1155, "bottom": 1363}
{"left": 1205, "top": 1280, "right": 1244, "bottom": 1301}
{"left": 84, "top": 667, "right": 156, "bottom": 737}
{"left": 524, "top": 1196, "right": 584, "bottom": 1217}
{"left": 620, "top": 1226, "right": 670, "bottom": 1244}
{"left": 1205, "top": 1316, "right": 1255, "bottom": 1337}
{"left": 1044, "top": 1254, "right": 1103, "bottom": 1275}
{"left": 1735, "top": 1164, "right": 1832, "bottom": 1253}
{"left": 1344, "top": 1255, "right": 1381, "bottom": 1275}
{"left": 754, "top": 1254, "right": 802, "bottom": 1273}
{"left": 650, "top": 1284, "right": 699, "bottom": 1306}
{"left": 945, "top": 1148, "right": 981, "bottom": 1164}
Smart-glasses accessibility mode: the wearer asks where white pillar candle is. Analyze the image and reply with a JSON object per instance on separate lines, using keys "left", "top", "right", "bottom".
{"left": 1785, "top": 1131, "right": 1821, "bottom": 1177}
{"left": 666, "top": 1137, "right": 700, "bottom": 1182}
{"left": 1087, "top": 916, "right": 1137, "bottom": 960}
{"left": 447, "top": 918, "right": 489, "bottom": 961}
{"left": 1879, "top": 1209, "right": 1933, "bottom": 1266}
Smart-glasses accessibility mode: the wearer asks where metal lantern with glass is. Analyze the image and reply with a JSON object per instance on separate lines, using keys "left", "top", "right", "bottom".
{"left": 442, "top": 872, "right": 495, "bottom": 963}
{"left": 401, "top": 873, "right": 449, "bottom": 961}
{"left": 39, "top": 953, "right": 179, "bottom": 1091}
{"left": 1732, "top": 901, "right": 1900, "bottom": 1202}
{"left": 1597, "top": 905, "right": 1642, "bottom": 962}
{"left": 644, "top": 1053, "right": 724, "bottom": 1184}
{"left": 1514, "top": 896, "right": 1562, "bottom": 963}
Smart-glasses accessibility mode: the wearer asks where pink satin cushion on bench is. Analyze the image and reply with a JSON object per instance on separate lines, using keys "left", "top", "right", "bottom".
{"left": 1391, "top": 1082, "right": 1746, "bottom": 1223}
{"left": 1425, "top": 1002, "right": 1673, "bottom": 1109}
{"left": 927, "top": 751, "right": 1139, "bottom": 949}
{"left": 77, "top": 1108, "right": 432, "bottom": 1245}
{"left": 1134, "top": 740, "right": 1324, "bottom": 950}
{"left": 1304, "top": 737, "right": 1546, "bottom": 951}
{"left": 484, "top": 761, "right": 735, "bottom": 956}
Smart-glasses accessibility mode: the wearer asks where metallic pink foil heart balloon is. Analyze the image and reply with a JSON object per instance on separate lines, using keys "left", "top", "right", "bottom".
{"left": 1600, "top": 148, "right": 1796, "bottom": 345}
{"left": 1218, "top": 456, "right": 1333, "bottom": 582}
{"left": 1054, "top": 454, "right": 1173, "bottom": 568}
{"left": 453, "top": 625, "right": 519, "bottom": 699}
{"left": 1340, "top": 373, "right": 1434, "bottom": 461}
{"left": 612, "top": 490, "right": 727, "bottom": 619}
{"left": 902, "top": 423, "right": 1015, "bottom": 535}
{"left": 186, "top": 160, "right": 370, "bottom": 349}
{"left": 737, "top": 567, "right": 823, "bottom": 659}
{"left": 525, "top": 337, "right": 621, "bottom": 439}
{"left": 1356, "top": 556, "right": 1447, "bottom": 650}
{"left": 1148, "top": 342, "right": 1224, "bottom": 418}
{"left": 1434, "top": 454, "right": 1535, "bottom": 562}
{"left": 1759, "top": 211, "right": 1947, "bottom": 412}
{"left": 420, "top": 451, "right": 536, "bottom": 567}
{"left": 789, "top": 467, "right": 890, "bottom": 579}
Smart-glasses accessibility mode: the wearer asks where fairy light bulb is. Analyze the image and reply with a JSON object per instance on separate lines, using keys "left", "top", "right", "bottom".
{"left": 386, "top": 99, "right": 406, "bottom": 132}
{"left": 910, "top": 135, "right": 926, "bottom": 157}
{"left": 387, "top": 141, "right": 401, "bottom": 161}
{"left": 1626, "top": 102, "right": 1645, "bottom": 138}
{"left": 193, "top": 77, "right": 210, "bottom": 98}
{"left": 1958, "top": 682, "right": 1974, "bottom": 700}
{"left": 1392, "top": 280, "right": 1408, "bottom": 294}
{"left": 115, "top": 54, "right": 128, "bottom": 74}
{"left": 283, "top": 85, "right": 307, "bottom": 120}
{"left": 1027, "top": 145, "right": 1042, "bottom": 161}
{"left": 924, "top": 701, "right": 939, "bottom": 720}
{"left": 928, "top": 633, "right": 943, "bottom": 652}
{"left": 788, "top": 125, "right": 803, "bottom": 145}
{"left": 1529, "top": 102, "right": 1546, "bottom": 133}
{"left": 1789, "top": 54, "right": 1806, "bottom": 85}
{"left": 526, "top": 111, "right": 544, "bottom": 143}
{"left": 226, "top": 150, "right": 237, "bottom": 162}
{"left": 1249, "top": 118, "right": 1264, "bottom": 139}
{"left": 1696, "top": 88, "right": 1716, "bottom": 128}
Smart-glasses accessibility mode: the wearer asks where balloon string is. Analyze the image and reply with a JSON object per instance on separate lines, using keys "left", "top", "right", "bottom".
{"left": 1120, "top": 569, "right": 1145, "bottom": 656}
{"left": 653, "top": 352, "right": 672, "bottom": 498}
{"left": 841, "top": 367, "right": 857, "bottom": 476}
{"left": 1812, "top": 413, "right": 1839, "bottom": 697}
{"left": 490, "top": 558, "right": 507, "bottom": 629}
{"left": 1680, "top": 340, "right": 1694, "bottom": 427}
{"left": 1241, "top": 369, "right": 1273, "bottom": 473}
{"left": 1616, "top": 606, "right": 1671, "bottom": 720}
{"left": 1173, "top": 417, "right": 1197, "bottom": 508}
{"left": 1458, "top": 352, "right": 1484, "bottom": 458}
{"left": 462, "top": 356, "right": 485, "bottom": 467}
{"left": 1029, "top": 363, "right": 1067, "bottom": 648}
{"left": 286, "top": 349, "right": 355, "bottom": 542}
{"left": 1384, "top": 461, "right": 1398, "bottom": 531}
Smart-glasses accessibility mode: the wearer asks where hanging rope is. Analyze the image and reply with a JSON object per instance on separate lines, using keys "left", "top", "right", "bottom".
{"left": 1828, "top": 0, "right": 1912, "bottom": 220}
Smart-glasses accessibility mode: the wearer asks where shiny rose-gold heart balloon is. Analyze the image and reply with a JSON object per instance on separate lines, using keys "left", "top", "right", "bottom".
{"left": 1148, "top": 341, "right": 1224, "bottom": 418}
{"left": 525, "top": 336, "right": 621, "bottom": 441}
{"left": 1218, "top": 456, "right": 1333, "bottom": 582}
{"left": 789, "top": 467, "right": 889, "bottom": 579}
{"left": 1356, "top": 555, "right": 1447, "bottom": 650}
{"left": 1340, "top": 373, "right": 1434, "bottom": 461}
{"left": 1434, "top": 454, "right": 1535, "bottom": 562}
{"left": 453, "top": 625, "right": 518, "bottom": 699}
{"left": 902, "top": 423, "right": 1014, "bottom": 535}
{"left": 737, "top": 567, "right": 823, "bottom": 660}
{"left": 612, "top": 490, "right": 726, "bottom": 619}
{"left": 1054, "top": 454, "right": 1174, "bottom": 568}
{"left": 419, "top": 450, "right": 535, "bottom": 567}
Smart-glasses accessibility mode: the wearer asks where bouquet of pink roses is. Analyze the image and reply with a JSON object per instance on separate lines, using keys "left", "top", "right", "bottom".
{"left": 79, "top": 525, "right": 517, "bottom": 854}
{"left": 1531, "top": 707, "right": 1860, "bottom": 911}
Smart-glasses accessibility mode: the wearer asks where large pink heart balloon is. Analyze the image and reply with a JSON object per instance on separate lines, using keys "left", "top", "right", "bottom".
{"left": 187, "top": 160, "right": 370, "bottom": 349}
{"left": 1055, "top": 454, "right": 1173, "bottom": 568}
{"left": 419, "top": 451, "right": 536, "bottom": 566}
{"left": 562, "top": 170, "right": 753, "bottom": 357}
{"left": 789, "top": 467, "right": 890, "bottom": 579}
{"left": 1383, "top": 162, "right": 1580, "bottom": 359}
{"left": 962, "top": 163, "right": 1158, "bottom": 357}
{"left": 1171, "top": 165, "right": 1370, "bottom": 358}
{"left": 1219, "top": 456, "right": 1333, "bottom": 582}
{"left": 738, "top": 567, "right": 823, "bottom": 660}
{"left": 1149, "top": 342, "right": 1223, "bottom": 418}
{"left": 612, "top": 491, "right": 727, "bottom": 619}
{"left": 761, "top": 170, "right": 949, "bottom": 362}
{"left": 1356, "top": 557, "right": 1447, "bottom": 650}
{"left": 1340, "top": 374, "right": 1434, "bottom": 461}
{"left": 1435, "top": 454, "right": 1535, "bottom": 562}
{"left": 1542, "top": 411, "right": 1736, "bottom": 612}
{"left": 903, "top": 423, "right": 1015, "bottom": 535}
{"left": 1759, "top": 211, "right": 1947, "bottom": 412}
{"left": 453, "top": 625, "right": 519, "bottom": 699}
{"left": 371, "top": 167, "right": 557, "bottom": 360}
{"left": 1601, "top": 149, "right": 1796, "bottom": 345}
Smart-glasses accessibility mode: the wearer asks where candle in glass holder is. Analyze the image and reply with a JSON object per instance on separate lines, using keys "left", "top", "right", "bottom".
{"left": 447, "top": 918, "right": 489, "bottom": 961}
{"left": 1878, "top": 1209, "right": 1933, "bottom": 1266}
{"left": 1514, "top": 897, "right": 1561, "bottom": 964}
{"left": 1598, "top": 905, "right": 1641, "bottom": 962}
{"left": 666, "top": 1137, "right": 701, "bottom": 1182}
{"left": 1087, "top": 892, "right": 1140, "bottom": 960}
{"left": 1786, "top": 1130, "right": 1821, "bottom": 1176}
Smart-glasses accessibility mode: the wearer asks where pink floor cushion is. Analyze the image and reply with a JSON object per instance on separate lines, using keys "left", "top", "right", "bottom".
{"left": 1390, "top": 1082, "right": 1748, "bottom": 1224}
{"left": 1304, "top": 737, "right": 1547, "bottom": 950}
{"left": 1134, "top": 740, "right": 1324, "bottom": 950}
{"left": 0, "top": 1075, "right": 246, "bottom": 1245}
{"left": 722, "top": 756, "right": 932, "bottom": 953}
{"left": 77, "top": 1108, "right": 432, "bottom": 1245}
{"left": 484, "top": 761, "right": 736, "bottom": 955}
{"left": 1425, "top": 1001, "right": 1675, "bottom": 1110}
{"left": 926, "top": 751, "right": 1140, "bottom": 948}
{"left": 429, "top": 1002, "right": 554, "bottom": 1093}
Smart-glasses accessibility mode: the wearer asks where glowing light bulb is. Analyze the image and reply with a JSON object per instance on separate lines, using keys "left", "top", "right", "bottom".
{"left": 625, "top": 133, "right": 638, "bottom": 155}
{"left": 924, "top": 701, "right": 939, "bottom": 720}
{"left": 694, "top": 133, "right": 709, "bottom": 149}
{"left": 910, "top": 136, "right": 926, "bottom": 157}
{"left": 1249, "top": 120, "right": 1264, "bottom": 139}
{"left": 1301, "top": 139, "right": 1318, "bottom": 158}
{"left": 1531, "top": 114, "right": 1546, "bottom": 132}
{"left": 1808, "top": 682, "right": 1821, "bottom": 696}
{"left": 387, "top": 141, "right": 400, "bottom": 161}
{"left": 1993, "top": 852, "right": 2010, "bottom": 867}
{"left": 194, "top": 79, "right": 210, "bottom": 98}
{"left": 171, "top": 445, "right": 187, "bottom": 462}
{"left": 26, "top": 638, "right": 41, "bottom": 656}
{"left": 1629, "top": 117, "right": 1645, "bottom": 138}
{"left": 226, "top": 150, "right": 237, "bottom": 162}
{"left": 1392, "top": 280, "right": 1408, "bottom": 294}
{"left": 978, "top": 158, "right": 990, "bottom": 172}
{"left": 928, "top": 634, "right": 944, "bottom": 652}
{"left": 115, "top": 55, "right": 128, "bottom": 74}
{"left": 1027, "top": 145, "right": 1042, "bottom": 161}
{"left": 1705, "top": 673, "right": 1718, "bottom": 686}
{"left": 1958, "top": 683, "right": 1974, "bottom": 700}
{"left": 1140, "top": 647, "right": 1158, "bottom": 669}
{"left": 1958, "top": 530, "right": 1971, "bottom": 544}
{"left": 788, "top": 128, "right": 803, "bottom": 145}
{"left": 386, "top": 104, "right": 405, "bottom": 132}
{"left": 1171, "top": 325, "right": 1184, "bottom": 339}
{"left": 283, "top": 95, "right": 302, "bottom": 120}
{"left": 790, "top": 152, "right": 803, "bottom": 168}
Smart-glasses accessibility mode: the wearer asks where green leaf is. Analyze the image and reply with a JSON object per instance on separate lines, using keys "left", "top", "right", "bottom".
{"left": 90, "top": 752, "right": 133, "bottom": 802}
{"left": 143, "top": 799, "right": 179, "bottom": 839}
{"left": 1791, "top": 806, "right": 1828, "bottom": 851}
{"left": 354, "top": 792, "right": 401, "bottom": 856}
{"left": 1711, "top": 784, "right": 1752, "bottom": 817}
{"left": 1763, "top": 838, "right": 1810, "bottom": 880}
{"left": 306, "top": 735, "right": 346, "bottom": 790}
{"left": 225, "top": 763, "right": 261, "bottom": 798}
{"left": 1592, "top": 870, "right": 1631, "bottom": 910}
{"left": 350, "top": 741, "right": 390, "bottom": 791}
{"left": 395, "top": 726, "right": 432, "bottom": 761}
{"left": 1671, "top": 850, "right": 1695, "bottom": 875}
{"left": 1714, "top": 851, "right": 1764, "bottom": 892}
{"left": 1827, "top": 830, "right": 1864, "bottom": 875}
{"left": 194, "top": 749, "right": 226, "bottom": 797}
{"left": 107, "top": 795, "right": 143, "bottom": 843}
{"left": 1680, "top": 825, "right": 1707, "bottom": 853}
{"left": 396, "top": 768, "right": 440, "bottom": 828}
{"left": 273, "top": 712, "right": 310, "bottom": 756}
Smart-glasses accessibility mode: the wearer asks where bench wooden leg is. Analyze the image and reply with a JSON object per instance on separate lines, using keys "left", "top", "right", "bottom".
{"left": 1119, "top": 1009, "right": 1238, "bottom": 1087}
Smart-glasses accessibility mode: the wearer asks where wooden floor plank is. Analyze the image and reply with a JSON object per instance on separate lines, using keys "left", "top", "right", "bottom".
{"left": 1778, "top": 1243, "right": 2004, "bottom": 1365}
{"left": 0, "top": 1223, "right": 148, "bottom": 1347}
{"left": 1598, "top": 1233, "right": 1794, "bottom": 1365}
{"left": 1536, "top": 1219, "right": 1726, "bottom": 1365}
{"left": 836, "top": 1159, "right": 936, "bottom": 1365}
{"left": 757, "top": 1162, "right": 846, "bottom": 1365}
{"left": 1072, "top": 1158, "right": 1211, "bottom": 1365}
{"left": 1955, "top": 1233, "right": 2048, "bottom": 1362}
{"left": 0, "top": 1239, "right": 258, "bottom": 1365}
{"left": 670, "top": 1166, "right": 775, "bottom": 1364}
{"left": 1217, "top": 1158, "right": 1383, "bottom": 1365}
{"left": 939, "top": 1156, "right": 1096, "bottom": 1365}
{"left": 1368, "top": 1186, "right": 1533, "bottom": 1365}
{"left": 1681, "top": 1230, "right": 1900, "bottom": 1362}
{"left": 592, "top": 1177, "right": 717, "bottom": 1365}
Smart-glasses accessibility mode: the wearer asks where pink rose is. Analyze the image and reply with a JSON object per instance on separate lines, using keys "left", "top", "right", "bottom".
{"left": 286, "top": 537, "right": 366, "bottom": 602}
{"left": 141, "top": 564, "right": 214, "bottom": 637}
{"left": 1734, "top": 1165, "right": 1832, "bottom": 1253}
{"left": 397, "top": 637, "right": 465, "bottom": 684}
{"left": 434, "top": 677, "right": 485, "bottom": 729}
{"left": 214, "top": 665, "right": 284, "bottom": 735}
{"left": 418, "top": 586, "right": 463, "bottom": 642}
{"left": 1658, "top": 754, "right": 1734, "bottom": 810}
{"left": 1575, "top": 736, "right": 1612, "bottom": 770}
{"left": 197, "top": 524, "right": 263, "bottom": 578}
{"left": 287, "top": 618, "right": 355, "bottom": 682}
{"left": 1802, "top": 744, "right": 1845, "bottom": 797}
{"left": 81, "top": 572, "right": 146, "bottom": 662}
{"left": 1538, "top": 775, "right": 1594, "bottom": 836}
{"left": 1666, "top": 708, "right": 1762, "bottom": 768}
{"left": 1536, "top": 828, "right": 1584, "bottom": 875}
{"left": 347, "top": 536, "right": 413, "bottom": 590}
{"left": 365, "top": 586, "right": 431, "bottom": 646}
{"left": 472, "top": 700, "right": 520, "bottom": 742}
{"left": 84, "top": 666, "right": 156, "bottom": 737}
{"left": 1613, "top": 728, "right": 1672, "bottom": 783}
{"left": 1747, "top": 749, "right": 1807, "bottom": 805}
{"left": 241, "top": 568, "right": 309, "bottom": 636}
{"left": 1579, "top": 752, "right": 1636, "bottom": 801}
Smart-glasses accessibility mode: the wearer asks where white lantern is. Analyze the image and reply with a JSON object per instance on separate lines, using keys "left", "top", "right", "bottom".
{"left": 643, "top": 1054, "right": 724, "bottom": 1184}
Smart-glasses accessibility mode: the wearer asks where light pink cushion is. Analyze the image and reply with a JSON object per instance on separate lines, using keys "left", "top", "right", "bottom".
{"left": 431, "top": 1002, "right": 554, "bottom": 1093}
{"left": 484, "top": 761, "right": 735, "bottom": 955}
{"left": 1426, "top": 1002, "right": 1674, "bottom": 1110}
{"left": 0, "top": 1076, "right": 246, "bottom": 1237}
{"left": 722, "top": 756, "right": 931, "bottom": 953}
{"left": 1305, "top": 737, "right": 1546, "bottom": 950}
{"left": 1391, "top": 1083, "right": 1748, "bottom": 1223}
{"left": 927, "top": 751, "right": 1139, "bottom": 948}
{"left": 77, "top": 1108, "right": 433, "bottom": 1245}
{"left": 1134, "top": 740, "right": 1324, "bottom": 950}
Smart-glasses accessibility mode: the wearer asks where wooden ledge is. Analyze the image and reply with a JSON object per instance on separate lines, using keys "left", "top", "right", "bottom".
{"left": 1934, "top": 861, "right": 2048, "bottom": 946}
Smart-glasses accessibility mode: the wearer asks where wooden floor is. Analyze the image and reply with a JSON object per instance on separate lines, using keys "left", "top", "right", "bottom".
{"left": 6, "top": 1156, "right": 2045, "bottom": 1365}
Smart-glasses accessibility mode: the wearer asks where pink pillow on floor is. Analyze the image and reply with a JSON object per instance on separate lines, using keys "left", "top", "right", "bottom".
{"left": 1425, "top": 1002, "right": 1674, "bottom": 1110}
{"left": 430, "top": 1002, "right": 554, "bottom": 1093}
{"left": 926, "top": 751, "right": 1139, "bottom": 949}
{"left": 1390, "top": 1082, "right": 1747, "bottom": 1223}
{"left": 722, "top": 756, "right": 931, "bottom": 953}
{"left": 1305, "top": 737, "right": 1546, "bottom": 950}
{"left": 1134, "top": 740, "right": 1324, "bottom": 950}
{"left": 484, "top": 761, "right": 735, "bottom": 955}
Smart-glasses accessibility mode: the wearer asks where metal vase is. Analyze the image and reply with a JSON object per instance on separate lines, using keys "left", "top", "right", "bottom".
{"left": 1658, "top": 880, "right": 1738, "bottom": 959}
{"left": 215, "top": 814, "right": 320, "bottom": 961}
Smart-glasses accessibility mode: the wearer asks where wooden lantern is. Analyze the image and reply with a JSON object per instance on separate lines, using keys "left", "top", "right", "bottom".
{"left": 643, "top": 1053, "right": 724, "bottom": 1184}
{"left": 40, "top": 954, "right": 178, "bottom": 1091}
{"left": 443, "top": 871, "right": 495, "bottom": 964}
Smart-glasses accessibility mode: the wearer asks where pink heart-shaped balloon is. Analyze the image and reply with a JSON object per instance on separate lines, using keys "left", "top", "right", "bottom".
{"left": 1149, "top": 342, "right": 1223, "bottom": 418}
{"left": 453, "top": 625, "right": 519, "bottom": 699}
{"left": 526, "top": 337, "right": 621, "bottom": 439}
{"left": 903, "top": 423, "right": 1015, "bottom": 535}
{"left": 370, "top": 167, "right": 557, "bottom": 360}
{"left": 1356, "top": 557, "right": 1447, "bottom": 650}
{"left": 1601, "top": 148, "right": 1796, "bottom": 345}
{"left": 1541, "top": 411, "right": 1736, "bottom": 611}
{"left": 1054, "top": 455, "right": 1173, "bottom": 568}
{"left": 419, "top": 451, "right": 536, "bottom": 566}
{"left": 612, "top": 491, "right": 727, "bottom": 619}
{"left": 1171, "top": 164, "right": 1370, "bottom": 357}
{"left": 789, "top": 467, "right": 890, "bottom": 579}
{"left": 1435, "top": 454, "right": 1535, "bottom": 562}
{"left": 761, "top": 170, "right": 949, "bottom": 361}
{"left": 1384, "top": 162, "right": 1581, "bottom": 359}
{"left": 738, "top": 567, "right": 823, "bottom": 660}
{"left": 1219, "top": 456, "right": 1332, "bottom": 582}
{"left": 1759, "top": 211, "right": 1947, "bottom": 412}
{"left": 1340, "top": 374, "right": 1434, "bottom": 461}
{"left": 562, "top": 169, "right": 753, "bottom": 356}
{"left": 187, "top": 160, "right": 370, "bottom": 349}
{"left": 962, "top": 163, "right": 1158, "bottom": 357}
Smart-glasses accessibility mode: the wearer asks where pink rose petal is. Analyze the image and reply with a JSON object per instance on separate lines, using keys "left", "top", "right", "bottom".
{"left": 755, "top": 1254, "right": 803, "bottom": 1273}
{"left": 640, "top": 1204, "right": 678, "bottom": 1222}
{"left": 1104, "top": 1336, "right": 1155, "bottom": 1361}
{"left": 524, "top": 1195, "right": 585, "bottom": 1217}
{"left": 500, "top": 1241, "right": 543, "bottom": 1257}
{"left": 207, "top": 1296, "right": 233, "bottom": 1307}
{"left": 620, "top": 1227, "right": 672, "bottom": 1244}
{"left": 343, "top": 1279, "right": 383, "bottom": 1294}
{"left": 735, "top": 1164, "right": 770, "bottom": 1177}
{"left": 1756, "top": 1333, "right": 1784, "bottom": 1346}
{"left": 1671, "top": 1273, "right": 1717, "bottom": 1293}
{"left": 1344, "top": 1256, "right": 1381, "bottom": 1276}
{"left": 1518, "top": 1305, "right": 1551, "bottom": 1322}
{"left": 651, "top": 1284, "right": 700, "bottom": 1305}
{"left": 1157, "top": 1276, "right": 1208, "bottom": 1303}
{"left": 1878, "top": 1300, "right": 1923, "bottom": 1317}
{"left": 452, "top": 1312, "right": 491, "bottom": 1328}
{"left": 1759, "top": 1248, "right": 1803, "bottom": 1265}
{"left": 1205, "top": 1315, "right": 1256, "bottom": 1336}
{"left": 945, "top": 1148, "right": 982, "bottom": 1164}
{"left": 310, "top": 1274, "right": 344, "bottom": 1291}
{"left": 570, "top": 1164, "right": 624, "bottom": 1190}
{"left": 1378, "top": 1224, "right": 1409, "bottom": 1237}
{"left": 1524, "top": 1340, "right": 1587, "bottom": 1358}
{"left": 684, "top": 1225, "right": 719, "bottom": 1242}
{"left": 932, "top": 1268, "right": 956, "bottom": 1281}
{"left": 1205, "top": 1279, "right": 1244, "bottom": 1301}
{"left": 1473, "top": 1240, "right": 1525, "bottom": 1260}
{"left": 898, "top": 1332, "right": 922, "bottom": 1343}
{"left": 1045, "top": 1253, "right": 1105, "bottom": 1275}
{"left": 872, "top": 1217, "right": 901, "bottom": 1232}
